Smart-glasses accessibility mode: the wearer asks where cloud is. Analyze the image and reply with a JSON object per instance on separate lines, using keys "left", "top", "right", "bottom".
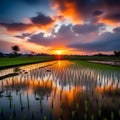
{"left": 93, "top": 10, "right": 103, "bottom": 16}
{"left": 28, "top": 24, "right": 77, "bottom": 47}
{"left": 51, "top": 0, "right": 120, "bottom": 24}
{"left": 0, "top": 23, "right": 32, "bottom": 32}
{"left": 113, "top": 27, "right": 120, "bottom": 32}
{"left": 0, "top": 13, "right": 55, "bottom": 34}
{"left": 72, "top": 23, "right": 103, "bottom": 34}
{"left": 30, "top": 13, "right": 54, "bottom": 25}
{"left": 68, "top": 31, "right": 120, "bottom": 52}
{"left": 103, "top": 13, "right": 120, "bottom": 22}
{"left": 15, "top": 33, "right": 32, "bottom": 39}
{"left": 0, "top": 0, "right": 48, "bottom": 6}
{"left": 28, "top": 23, "right": 100, "bottom": 50}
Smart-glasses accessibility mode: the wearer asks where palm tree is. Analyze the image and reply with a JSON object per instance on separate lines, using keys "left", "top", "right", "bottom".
{"left": 12, "top": 45, "right": 20, "bottom": 55}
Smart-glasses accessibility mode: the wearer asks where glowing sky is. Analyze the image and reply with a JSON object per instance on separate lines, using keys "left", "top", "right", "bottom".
{"left": 0, "top": 0, "right": 120, "bottom": 55}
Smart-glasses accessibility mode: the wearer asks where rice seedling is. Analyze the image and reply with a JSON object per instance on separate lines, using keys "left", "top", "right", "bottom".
{"left": 19, "top": 92, "right": 24, "bottom": 111}
{"left": 43, "top": 115, "right": 47, "bottom": 120}
{"left": 13, "top": 104, "right": 16, "bottom": 117}
{"left": 98, "top": 108, "right": 101, "bottom": 117}
{"left": 91, "top": 114, "right": 94, "bottom": 120}
{"left": 60, "top": 107, "right": 63, "bottom": 116}
{"left": 84, "top": 113, "right": 87, "bottom": 120}
{"left": 118, "top": 109, "right": 120, "bottom": 116}
{"left": 32, "top": 109, "right": 34, "bottom": 119}
{"left": 76, "top": 103, "right": 79, "bottom": 110}
{"left": 111, "top": 112, "right": 114, "bottom": 120}
{"left": 9, "top": 115, "right": 12, "bottom": 120}
{"left": 72, "top": 110, "right": 75, "bottom": 119}
{"left": 23, "top": 114, "right": 26, "bottom": 120}
{"left": 0, "top": 106, "right": 4, "bottom": 117}
{"left": 27, "top": 92, "right": 30, "bottom": 110}
{"left": 0, "top": 60, "right": 119, "bottom": 120}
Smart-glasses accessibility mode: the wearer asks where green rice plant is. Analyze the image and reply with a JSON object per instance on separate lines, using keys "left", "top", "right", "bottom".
{"left": 8, "top": 92, "right": 12, "bottom": 109}
{"left": 118, "top": 109, "right": 120, "bottom": 116}
{"left": 60, "top": 90, "right": 63, "bottom": 100}
{"left": 98, "top": 102, "right": 101, "bottom": 108}
{"left": 90, "top": 96, "right": 92, "bottom": 103}
{"left": 32, "top": 109, "right": 34, "bottom": 119}
{"left": 27, "top": 93, "right": 30, "bottom": 110}
{"left": 84, "top": 100, "right": 88, "bottom": 112}
{"left": 111, "top": 112, "right": 114, "bottom": 120}
{"left": 40, "top": 100, "right": 42, "bottom": 111}
{"left": 19, "top": 93, "right": 23, "bottom": 111}
{"left": 58, "top": 117, "right": 61, "bottom": 120}
{"left": 9, "top": 115, "right": 12, "bottom": 120}
{"left": 119, "top": 98, "right": 120, "bottom": 104}
{"left": 98, "top": 109, "right": 101, "bottom": 117}
{"left": 40, "top": 97, "right": 42, "bottom": 105}
{"left": 13, "top": 104, "right": 16, "bottom": 117}
{"left": 103, "top": 118, "right": 107, "bottom": 120}
{"left": 85, "top": 106, "right": 88, "bottom": 113}
{"left": 54, "top": 88, "right": 57, "bottom": 98}
{"left": 0, "top": 106, "right": 4, "bottom": 117}
{"left": 50, "top": 98, "right": 54, "bottom": 109}
{"left": 91, "top": 114, "right": 94, "bottom": 120}
{"left": 72, "top": 110, "right": 75, "bottom": 119}
{"left": 23, "top": 114, "right": 26, "bottom": 120}
{"left": 60, "top": 107, "right": 63, "bottom": 116}
{"left": 76, "top": 103, "right": 79, "bottom": 110}
{"left": 43, "top": 115, "right": 47, "bottom": 120}
{"left": 50, "top": 107, "right": 53, "bottom": 113}
{"left": 84, "top": 113, "right": 87, "bottom": 120}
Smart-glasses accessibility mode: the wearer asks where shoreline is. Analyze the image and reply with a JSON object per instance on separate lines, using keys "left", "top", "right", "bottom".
{"left": 89, "top": 60, "right": 120, "bottom": 67}
{"left": 0, "top": 59, "right": 55, "bottom": 70}
{"left": 0, "top": 59, "right": 120, "bottom": 70}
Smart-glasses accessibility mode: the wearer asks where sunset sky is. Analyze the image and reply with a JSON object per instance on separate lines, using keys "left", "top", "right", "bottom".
{"left": 0, "top": 0, "right": 120, "bottom": 55}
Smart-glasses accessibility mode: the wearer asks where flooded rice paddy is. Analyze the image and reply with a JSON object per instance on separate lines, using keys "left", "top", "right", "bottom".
{"left": 0, "top": 60, "right": 120, "bottom": 120}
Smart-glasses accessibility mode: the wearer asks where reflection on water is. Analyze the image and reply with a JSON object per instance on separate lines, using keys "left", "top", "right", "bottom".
{"left": 0, "top": 60, "right": 120, "bottom": 120}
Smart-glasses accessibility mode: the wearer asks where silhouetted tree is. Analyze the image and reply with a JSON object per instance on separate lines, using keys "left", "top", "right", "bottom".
{"left": 12, "top": 45, "right": 20, "bottom": 55}
{"left": 31, "top": 51, "right": 35, "bottom": 56}
{"left": 114, "top": 50, "right": 120, "bottom": 56}
{"left": 0, "top": 52, "right": 3, "bottom": 57}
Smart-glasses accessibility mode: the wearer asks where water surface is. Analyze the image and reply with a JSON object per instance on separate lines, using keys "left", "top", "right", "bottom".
{"left": 0, "top": 60, "right": 120, "bottom": 120}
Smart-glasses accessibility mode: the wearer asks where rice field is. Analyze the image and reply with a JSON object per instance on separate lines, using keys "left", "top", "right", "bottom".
{"left": 0, "top": 60, "right": 120, "bottom": 120}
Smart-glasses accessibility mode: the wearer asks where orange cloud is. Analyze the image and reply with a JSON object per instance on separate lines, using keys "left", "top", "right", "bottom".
{"left": 98, "top": 18, "right": 120, "bottom": 27}
{"left": 51, "top": 0, "right": 83, "bottom": 24}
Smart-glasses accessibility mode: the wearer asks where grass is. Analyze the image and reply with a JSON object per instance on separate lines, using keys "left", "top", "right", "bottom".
{"left": 62, "top": 55, "right": 120, "bottom": 61}
{"left": 0, "top": 56, "right": 56, "bottom": 69}
{"left": 0, "top": 55, "right": 120, "bottom": 70}
{"left": 72, "top": 60, "right": 120, "bottom": 71}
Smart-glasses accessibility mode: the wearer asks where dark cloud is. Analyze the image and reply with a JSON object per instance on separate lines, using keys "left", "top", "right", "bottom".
{"left": 22, "top": 0, "right": 48, "bottom": 5}
{"left": 68, "top": 32, "right": 120, "bottom": 52}
{"left": 103, "top": 0, "right": 120, "bottom": 6}
{"left": 93, "top": 10, "right": 103, "bottom": 16}
{"left": 104, "top": 13, "right": 120, "bottom": 22}
{"left": 52, "top": 0, "right": 120, "bottom": 24}
{"left": 0, "top": 0, "right": 48, "bottom": 6}
{"left": 72, "top": 23, "right": 103, "bottom": 34}
{"left": 31, "top": 13, "right": 54, "bottom": 25}
{"left": 28, "top": 24, "right": 77, "bottom": 46}
{"left": 0, "top": 13, "right": 55, "bottom": 33}
{"left": 15, "top": 33, "right": 32, "bottom": 39}
{"left": 0, "top": 23, "right": 32, "bottom": 31}
{"left": 113, "top": 27, "right": 120, "bottom": 32}
{"left": 28, "top": 32, "right": 49, "bottom": 45}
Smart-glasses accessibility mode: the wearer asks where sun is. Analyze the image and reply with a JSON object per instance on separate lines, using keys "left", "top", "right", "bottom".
{"left": 55, "top": 50, "right": 63, "bottom": 55}
{"left": 56, "top": 50, "right": 62, "bottom": 55}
